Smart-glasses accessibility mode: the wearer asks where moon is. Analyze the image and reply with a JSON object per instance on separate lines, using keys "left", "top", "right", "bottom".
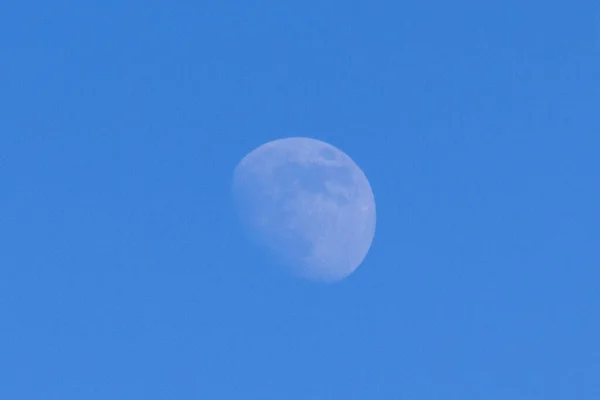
{"left": 231, "top": 137, "right": 376, "bottom": 283}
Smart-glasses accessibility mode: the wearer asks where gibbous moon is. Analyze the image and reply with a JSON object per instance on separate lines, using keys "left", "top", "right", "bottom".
{"left": 231, "top": 137, "right": 376, "bottom": 283}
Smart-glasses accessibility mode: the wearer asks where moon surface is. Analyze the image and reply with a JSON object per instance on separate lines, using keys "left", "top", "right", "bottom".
{"left": 231, "top": 137, "right": 376, "bottom": 283}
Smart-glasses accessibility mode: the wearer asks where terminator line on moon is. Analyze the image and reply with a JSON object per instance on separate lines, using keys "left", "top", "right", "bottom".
{"left": 232, "top": 137, "right": 376, "bottom": 283}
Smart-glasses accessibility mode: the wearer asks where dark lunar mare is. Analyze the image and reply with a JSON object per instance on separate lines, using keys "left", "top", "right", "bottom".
{"left": 270, "top": 162, "right": 355, "bottom": 207}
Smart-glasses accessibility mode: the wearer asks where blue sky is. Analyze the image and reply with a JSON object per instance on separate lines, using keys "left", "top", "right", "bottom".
{"left": 1, "top": 0, "right": 599, "bottom": 398}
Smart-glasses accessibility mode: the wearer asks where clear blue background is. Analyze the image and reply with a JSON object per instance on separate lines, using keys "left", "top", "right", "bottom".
{"left": 1, "top": 1, "right": 599, "bottom": 398}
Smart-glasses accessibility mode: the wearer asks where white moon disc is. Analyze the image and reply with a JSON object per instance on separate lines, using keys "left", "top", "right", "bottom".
{"left": 231, "top": 137, "right": 376, "bottom": 283}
